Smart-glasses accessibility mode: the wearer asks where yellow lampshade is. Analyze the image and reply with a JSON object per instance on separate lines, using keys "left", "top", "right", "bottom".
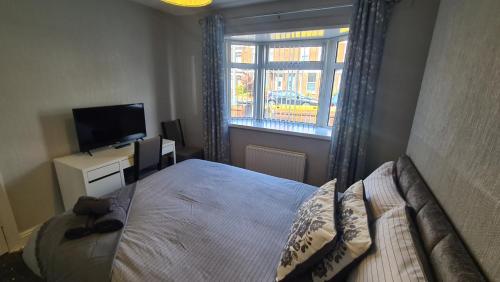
{"left": 161, "top": 0, "right": 212, "bottom": 7}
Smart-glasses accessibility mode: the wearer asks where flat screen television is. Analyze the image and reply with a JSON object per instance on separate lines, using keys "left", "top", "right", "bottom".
{"left": 73, "top": 103, "right": 146, "bottom": 152}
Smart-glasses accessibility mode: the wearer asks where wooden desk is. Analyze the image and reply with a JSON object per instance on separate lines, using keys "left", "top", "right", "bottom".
{"left": 54, "top": 139, "right": 175, "bottom": 210}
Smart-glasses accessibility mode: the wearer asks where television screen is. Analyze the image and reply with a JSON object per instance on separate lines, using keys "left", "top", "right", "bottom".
{"left": 73, "top": 103, "right": 146, "bottom": 152}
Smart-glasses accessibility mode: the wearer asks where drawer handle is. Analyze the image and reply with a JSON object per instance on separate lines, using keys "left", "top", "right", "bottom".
{"left": 89, "top": 171, "right": 120, "bottom": 184}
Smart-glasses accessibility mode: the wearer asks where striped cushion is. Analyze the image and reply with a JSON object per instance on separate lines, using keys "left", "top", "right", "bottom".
{"left": 347, "top": 206, "right": 431, "bottom": 282}
{"left": 363, "top": 161, "right": 405, "bottom": 221}
{"left": 311, "top": 181, "right": 372, "bottom": 282}
{"left": 277, "top": 179, "right": 338, "bottom": 281}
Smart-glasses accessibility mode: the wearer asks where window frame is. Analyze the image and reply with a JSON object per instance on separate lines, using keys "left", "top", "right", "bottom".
{"left": 226, "top": 34, "right": 348, "bottom": 129}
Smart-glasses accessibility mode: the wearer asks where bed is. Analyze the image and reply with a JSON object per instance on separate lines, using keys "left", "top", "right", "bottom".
{"left": 24, "top": 157, "right": 486, "bottom": 281}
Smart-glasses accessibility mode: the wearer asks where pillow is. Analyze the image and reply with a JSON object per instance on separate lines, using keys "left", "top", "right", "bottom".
{"left": 363, "top": 161, "right": 405, "bottom": 221}
{"left": 346, "top": 205, "right": 432, "bottom": 282}
{"left": 276, "top": 179, "right": 339, "bottom": 281}
{"left": 311, "top": 180, "right": 372, "bottom": 282}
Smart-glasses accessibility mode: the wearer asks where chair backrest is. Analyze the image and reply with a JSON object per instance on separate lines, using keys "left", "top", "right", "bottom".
{"left": 161, "top": 119, "right": 185, "bottom": 148}
{"left": 133, "top": 136, "right": 162, "bottom": 180}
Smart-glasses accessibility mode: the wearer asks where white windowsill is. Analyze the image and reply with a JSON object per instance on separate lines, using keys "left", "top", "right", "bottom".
{"left": 229, "top": 119, "right": 332, "bottom": 141}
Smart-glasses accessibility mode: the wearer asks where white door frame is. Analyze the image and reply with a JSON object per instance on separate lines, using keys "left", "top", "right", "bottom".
{"left": 0, "top": 172, "right": 20, "bottom": 252}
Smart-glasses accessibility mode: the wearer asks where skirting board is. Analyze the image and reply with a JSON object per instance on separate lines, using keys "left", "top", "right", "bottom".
{"left": 0, "top": 173, "right": 41, "bottom": 252}
{"left": 12, "top": 225, "right": 40, "bottom": 252}
{"left": 0, "top": 173, "right": 22, "bottom": 252}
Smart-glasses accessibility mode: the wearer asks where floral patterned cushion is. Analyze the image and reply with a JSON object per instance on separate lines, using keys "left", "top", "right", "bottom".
{"left": 311, "top": 180, "right": 372, "bottom": 281}
{"left": 276, "top": 179, "right": 338, "bottom": 281}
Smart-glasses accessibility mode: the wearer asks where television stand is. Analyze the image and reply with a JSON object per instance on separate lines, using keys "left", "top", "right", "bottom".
{"left": 114, "top": 143, "right": 131, "bottom": 149}
{"left": 54, "top": 139, "right": 176, "bottom": 210}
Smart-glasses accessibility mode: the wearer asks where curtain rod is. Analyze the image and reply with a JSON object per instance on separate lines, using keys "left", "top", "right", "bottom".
{"left": 199, "top": 4, "right": 353, "bottom": 24}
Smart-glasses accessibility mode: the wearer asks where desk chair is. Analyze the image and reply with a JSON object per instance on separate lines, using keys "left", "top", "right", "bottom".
{"left": 133, "top": 136, "right": 162, "bottom": 181}
{"left": 161, "top": 119, "right": 204, "bottom": 162}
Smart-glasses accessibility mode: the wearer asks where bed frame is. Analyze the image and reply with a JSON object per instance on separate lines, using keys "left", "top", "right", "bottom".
{"left": 395, "top": 155, "right": 485, "bottom": 281}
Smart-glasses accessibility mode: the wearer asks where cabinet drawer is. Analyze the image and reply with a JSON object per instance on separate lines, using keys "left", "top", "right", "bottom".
{"left": 162, "top": 143, "right": 175, "bottom": 155}
{"left": 87, "top": 162, "right": 120, "bottom": 183}
{"left": 87, "top": 172, "right": 122, "bottom": 198}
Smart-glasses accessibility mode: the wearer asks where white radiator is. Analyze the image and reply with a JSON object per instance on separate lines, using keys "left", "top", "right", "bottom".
{"left": 245, "top": 145, "right": 306, "bottom": 182}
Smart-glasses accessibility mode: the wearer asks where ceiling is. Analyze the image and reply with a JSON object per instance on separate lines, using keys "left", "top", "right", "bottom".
{"left": 129, "top": 0, "right": 278, "bottom": 16}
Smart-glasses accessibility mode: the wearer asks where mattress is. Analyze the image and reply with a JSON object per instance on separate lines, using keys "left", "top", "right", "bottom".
{"left": 110, "top": 159, "right": 315, "bottom": 281}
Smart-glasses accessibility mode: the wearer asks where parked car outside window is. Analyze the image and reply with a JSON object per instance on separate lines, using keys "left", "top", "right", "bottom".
{"left": 267, "top": 90, "right": 318, "bottom": 106}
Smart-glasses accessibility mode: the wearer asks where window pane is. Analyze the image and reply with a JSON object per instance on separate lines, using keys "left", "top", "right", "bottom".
{"left": 230, "top": 28, "right": 346, "bottom": 42}
{"left": 270, "top": 30, "right": 325, "bottom": 41}
{"left": 230, "top": 68, "right": 255, "bottom": 118}
{"left": 336, "top": 41, "right": 347, "bottom": 63}
{"left": 307, "top": 73, "right": 317, "bottom": 92}
{"left": 263, "top": 70, "right": 321, "bottom": 124}
{"left": 230, "top": 44, "right": 255, "bottom": 64}
{"left": 269, "top": 46, "right": 322, "bottom": 62}
{"left": 328, "top": 69, "right": 343, "bottom": 127}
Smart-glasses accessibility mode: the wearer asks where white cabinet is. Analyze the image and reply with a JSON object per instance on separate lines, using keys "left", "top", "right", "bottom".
{"left": 87, "top": 163, "right": 121, "bottom": 182}
{"left": 54, "top": 139, "right": 176, "bottom": 210}
{"left": 87, "top": 171, "right": 122, "bottom": 198}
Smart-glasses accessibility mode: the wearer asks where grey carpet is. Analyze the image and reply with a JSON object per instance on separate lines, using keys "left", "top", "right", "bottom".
{"left": 0, "top": 251, "right": 41, "bottom": 282}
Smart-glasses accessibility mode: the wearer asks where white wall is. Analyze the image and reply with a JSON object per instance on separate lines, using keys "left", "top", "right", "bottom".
{"left": 0, "top": 0, "right": 174, "bottom": 231}
{"left": 365, "top": 0, "right": 440, "bottom": 173}
{"left": 170, "top": 0, "right": 439, "bottom": 185}
{"left": 170, "top": 15, "right": 205, "bottom": 147}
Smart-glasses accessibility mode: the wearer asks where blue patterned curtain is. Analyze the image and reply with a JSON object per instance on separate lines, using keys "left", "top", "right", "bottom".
{"left": 329, "top": 0, "right": 399, "bottom": 191}
{"left": 202, "top": 15, "right": 230, "bottom": 163}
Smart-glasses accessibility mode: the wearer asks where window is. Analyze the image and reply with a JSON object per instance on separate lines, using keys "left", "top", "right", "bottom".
{"left": 228, "top": 43, "right": 256, "bottom": 118}
{"left": 287, "top": 74, "right": 296, "bottom": 90}
{"left": 276, "top": 74, "right": 284, "bottom": 90}
{"left": 336, "top": 40, "right": 347, "bottom": 63}
{"left": 230, "top": 44, "right": 255, "bottom": 64}
{"left": 329, "top": 69, "right": 343, "bottom": 126}
{"left": 307, "top": 73, "right": 317, "bottom": 92}
{"left": 230, "top": 68, "right": 255, "bottom": 118}
{"left": 300, "top": 47, "right": 310, "bottom": 61}
{"left": 226, "top": 28, "right": 348, "bottom": 131}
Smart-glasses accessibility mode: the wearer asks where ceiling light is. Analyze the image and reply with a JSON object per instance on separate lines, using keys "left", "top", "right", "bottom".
{"left": 161, "top": 0, "right": 212, "bottom": 7}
